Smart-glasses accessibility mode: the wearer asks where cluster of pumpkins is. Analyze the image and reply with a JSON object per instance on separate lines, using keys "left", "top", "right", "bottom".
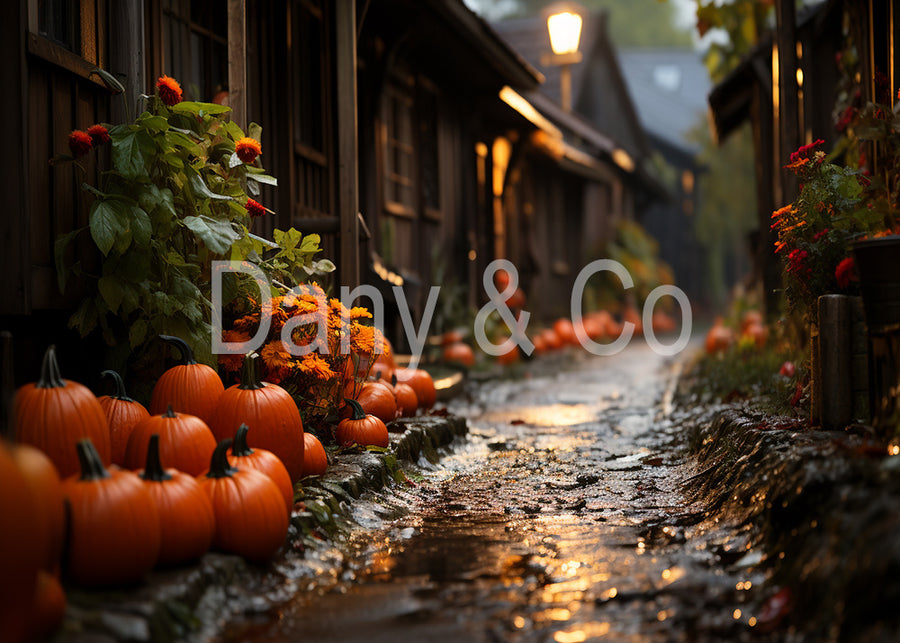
{"left": 705, "top": 310, "right": 768, "bottom": 355}
{"left": 1, "top": 334, "right": 438, "bottom": 642}
{"left": 439, "top": 306, "right": 679, "bottom": 367}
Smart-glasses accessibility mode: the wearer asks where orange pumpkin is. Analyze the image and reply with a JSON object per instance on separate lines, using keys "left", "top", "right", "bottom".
{"left": 705, "top": 318, "right": 735, "bottom": 355}
{"left": 742, "top": 322, "right": 768, "bottom": 349}
{"left": 199, "top": 439, "right": 289, "bottom": 563}
{"left": 139, "top": 434, "right": 215, "bottom": 567}
{"left": 0, "top": 440, "right": 42, "bottom": 643}
{"left": 392, "top": 377, "right": 418, "bottom": 417}
{"left": 14, "top": 345, "right": 111, "bottom": 478}
{"left": 496, "top": 343, "right": 520, "bottom": 365}
{"left": 553, "top": 318, "right": 578, "bottom": 346}
{"left": 9, "top": 442, "right": 65, "bottom": 573}
{"left": 227, "top": 424, "right": 294, "bottom": 513}
{"left": 442, "top": 341, "right": 475, "bottom": 367}
{"left": 336, "top": 399, "right": 389, "bottom": 448}
{"left": 302, "top": 432, "right": 328, "bottom": 477}
{"left": 209, "top": 354, "right": 305, "bottom": 482}
{"left": 98, "top": 370, "right": 150, "bottom": 466}
{"left": 394, "top": 368, "right": 436, "bottom": 410}
{"left": 150, "top": 335, "right": 224, "bottom": 424}
{"left": 356, "top": 380, "right": 398, "bottom": 424}
{"left": 125, "top": 406, "right": 217, "bottom": 476}
{"left": 62, "top": 439, "right": 161, "bottom": 587}
{"left": 25, "top": 571, "right": 66, "bottom": 641}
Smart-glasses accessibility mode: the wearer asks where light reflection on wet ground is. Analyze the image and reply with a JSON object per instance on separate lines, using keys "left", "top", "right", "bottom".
{"left": 227, "top": 343, "right": 767, "bottom": 642}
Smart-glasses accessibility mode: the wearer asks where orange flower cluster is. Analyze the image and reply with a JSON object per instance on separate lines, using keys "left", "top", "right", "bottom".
{"left": 157, "top": 75, "right": 183, "bottom": 106}
{"left": 235, "top": 137, "right": 262, "bottom": 164}
{"left": 219, "top": 286, "right": 386, "bottom": 425}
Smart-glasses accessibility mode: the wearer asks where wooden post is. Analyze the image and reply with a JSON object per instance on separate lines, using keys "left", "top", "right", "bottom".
{"left": 227, "top": 0, "right": 247, "bottom": 127}
{"left": 335, "top": 1, "right": 360, "bottom": 289}
{"left": 818, "top": 295, "right": 852, "bottom": 430}
{"left": 775, "top": 0, "right": 800, "bottom": 203}
{"left": 108, "top": 0, "right": 145, "bottom": 123}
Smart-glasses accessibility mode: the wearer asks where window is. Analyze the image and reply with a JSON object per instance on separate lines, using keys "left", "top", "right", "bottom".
{"left": 158, "top": 0, "right": 228, "bottom": 102}
{"left": 28, "top": 0, "right": 104, "bottom": 71}
{"left": 37, "top": 0, "right": 80, "bottom": 52}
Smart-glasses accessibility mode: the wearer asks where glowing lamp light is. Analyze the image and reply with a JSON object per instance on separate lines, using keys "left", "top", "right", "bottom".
{"left": 547, "top": 11, "right": 583, "bottom": 55}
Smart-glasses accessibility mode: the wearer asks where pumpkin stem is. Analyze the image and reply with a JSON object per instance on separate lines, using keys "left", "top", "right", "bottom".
{"left": 162, "top": 404, "right": 178, "bottom": 419}
{"left": 390, "top": 374, "right": 398, "bottom": 387}
{"left": 238, "top": 353, "right": 266, "bottom": 391}
{"left": 207, "top": 438, "right": 238, "bottom": 479}
{"left": 159, "top": 335, "right": 198, "bottom": 365}
{"left": 36, "top": 345, "right": 66, "bottom": 389}
{"left": 141, "top": 434, "right": 172, "bottom": 482}
{"left": 76, "top": 439, "right": 110, "bottom": 481}
{"left": 100, "top": 370, "right": 136, "bottom": 402}
{"left": 344, "top": 398, "right": 368, "bottom": 421}
{"left": 231, "top": 424, "right": 255, "bottom": 456}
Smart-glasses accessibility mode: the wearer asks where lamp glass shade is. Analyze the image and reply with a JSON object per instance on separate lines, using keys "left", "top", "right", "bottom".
{"left": 547, "top": 11, "right": 583, "bottom": 55}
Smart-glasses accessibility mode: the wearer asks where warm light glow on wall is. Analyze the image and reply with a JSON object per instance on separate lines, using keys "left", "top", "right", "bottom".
{"left": 547, "top": 11, "right": 583, "bottom": 55}
{"left": 611, "top": 148, "right": 634, "bottom": 172}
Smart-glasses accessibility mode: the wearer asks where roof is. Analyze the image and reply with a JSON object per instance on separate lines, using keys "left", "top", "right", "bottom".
{"left": 617, "top": 49, "right": 711, "bottom": 154}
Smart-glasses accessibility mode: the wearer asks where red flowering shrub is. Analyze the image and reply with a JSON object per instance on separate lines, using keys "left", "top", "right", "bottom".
{"left": 68, "top": 130, "right": 92, "bottom": 157}
{"left": 87, "top": 124, "right": 110, "bottom": 146}
{"left": 156, "top": 75, "right": 183, "bottom": 106}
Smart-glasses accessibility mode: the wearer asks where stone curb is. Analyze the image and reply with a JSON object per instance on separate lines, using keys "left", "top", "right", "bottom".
{"left": 59, "top": 414, "right": 468, "bottom": 643}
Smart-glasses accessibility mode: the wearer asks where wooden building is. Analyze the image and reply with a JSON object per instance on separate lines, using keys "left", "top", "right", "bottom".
{"left": 2, "top": 0, "right": 647, "bottom": 374}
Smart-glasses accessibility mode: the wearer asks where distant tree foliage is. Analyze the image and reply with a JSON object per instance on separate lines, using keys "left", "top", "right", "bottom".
{"left": 486, "top": 0, "right": 694, "bottom": 48}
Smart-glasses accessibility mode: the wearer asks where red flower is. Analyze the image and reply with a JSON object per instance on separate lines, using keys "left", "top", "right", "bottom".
{"left": 787, "top": 249, "right": 811, "bottom": 278}
{"left": 835, "top": 257, "right": 857, "bottom": 289}
{"left": 245, "top": 198, "right": 268, "bottom": 218}
{"left": 156, "top": 75, "right": 183, "bottom": 106}
{"left": 87, "top": 124, "right": 110, "bottom": 146}
{"left": 235, "top": 137, "right": 262, "bottom": 164}
{"left": 68, "top": 130, "right": 93, "bottom": 157}
{"left": 813, "top": 229, "right": 829, "bottom": 241}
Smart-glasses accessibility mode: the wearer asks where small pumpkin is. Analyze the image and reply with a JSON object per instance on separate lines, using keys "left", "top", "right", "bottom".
{"left": 496, "top": 342, "right": 520, "bottom": 365}
{"left": 199, "top": 439, "right": 289, "bottom": 563}
{"left": 124, "top": 405, "right": 217, "bottom": 476}
{"left": 395, "top": 367, "right": 436, "bottom": 410}
{"left": 98, "top": 370, "right": 150, "bottom": 466}
{"left": 209, "top": 353, "right": 305, "bottom": 482}
{"left": 391, "top": 375, "right": 418, "bottom": 417}
{"left": 336, "top": 398, "right": 389, "bottom": 448}
{"left": 0, "top": 441, "right": 43, "bottom": 643}
{"left": 227, "top": 424, "right": 294, "bottom": 513}
{"left": 553, "top": 318, "right": 578, "bottom": 346}
{"left": 150, "top": 335, "right": 225, "bottom": 424}
{"left": 26, "top": 571, "right": 66, "bottom": 641}
{"left": 139, "top": 434, "right": 215, "bottom": 566}
{"left": 356, "top": 380, "right": 397, "bottom": 424}
{"left": 62, "top": 439, "right": 161, "bottom": 587}
{"left": 705, "top": 318, "right": 734, "bottom": 355}
{"left": 14, "top": 345, "right": 111, "bottom": 477}
{"left": 9, "top": 441, "right": 65, "bottom": 573}
{"left": 302, "top": 432, "right": 328, "bottom": 477}
{"left": 442, "top": 341, "right": 475, "bottom": 367}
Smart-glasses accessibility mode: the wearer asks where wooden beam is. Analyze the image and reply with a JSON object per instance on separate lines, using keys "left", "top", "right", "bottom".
{"left": 335, "top": 1, "right": 360, "bottom": 289}
{"left": 776, "top": 0, "right": 800, "bottom": 203}
{"left": 227, "top": 0, "right": 247, "bottom": 127}
{"left": 1, "top": 0, "right": 30, "bottom": 315}
{"left": 108, "top": 0, "right": 145, "bottom": 123}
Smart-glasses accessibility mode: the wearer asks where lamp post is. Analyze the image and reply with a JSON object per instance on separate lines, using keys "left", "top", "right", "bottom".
{"left": 541, "top": 2, "right": 585, "bottom": 112}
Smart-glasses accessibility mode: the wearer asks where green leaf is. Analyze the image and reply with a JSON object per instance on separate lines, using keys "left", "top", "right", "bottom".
{"left": 138, "top": 114, "right": 170, "bottom": 132}
{"left": 54, "top": 228, "right": 83, "bottom": 293}
{"left": 89, "top": 200, "right": 125, "bottom": 256}
{"left": 130, "top": 206, "right": 152, "bottom": 247}
{"left": 98, "top": 275, "right": 124, "bottom": 313}
{"left": 68, "top": 299, "right": 99, "bottom": 337}
{"left": 182, "top": 215, "right": 240, "bottom": 255}
{"left": 189, "top": 170, "right": 233, "bottom": 201}
{"left": 223, "top": 120, "right": 245, "bottom": 141}
{"left": 228, "top": 152, "right": 243, "bottom": 168}
{"left": 247, "top": 122, "right": 262, "bottom": 141}
{"left": 313, "top": 258, "right": 336, "bottom": 274}
{"left": 247, "top": 172, "right": 278, "bottom": 186}
{"left": 128, "top": 319, "right": 148, "bottom": 348}
{"left": 170, "top": 101, "right": 232, "bottom": 115}
{"left": 299, "top": 233, "right": 322, "bottom": 253}
{"left": 111, "top": 128, "right": 154, "bottom": 179}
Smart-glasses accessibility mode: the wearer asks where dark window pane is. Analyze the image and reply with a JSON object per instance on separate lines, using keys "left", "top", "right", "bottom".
{"left": 38, "top": 0, "right": 79, "bottom": 53}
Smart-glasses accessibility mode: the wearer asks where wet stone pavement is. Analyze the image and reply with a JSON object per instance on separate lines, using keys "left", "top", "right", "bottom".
{"left": 227, "top": 343, "right": 768, "bottom": 642}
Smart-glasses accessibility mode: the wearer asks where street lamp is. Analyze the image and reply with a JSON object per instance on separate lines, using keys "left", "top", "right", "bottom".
{"left": 542, "top": 2, "right": 585, "bottom": 112}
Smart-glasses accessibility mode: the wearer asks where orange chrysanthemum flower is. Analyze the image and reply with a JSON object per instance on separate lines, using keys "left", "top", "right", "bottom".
{"left": 68, "top": 130, "right": 93, "bottom": 157}
{"left": 217, "top": 329, "right": 252, "bottom": 373}
{"left": 235, "top": 137, "right": 262, "bottom": 164}
{"left": 87, "top": 124, "right": 110, "bottom": 146}
{"left": 298, "top": 352, "right": 335, "bottom": 382}
{"left": 260, "top": 341, "right": 295, "bottom": 383}
{"left": 156, "top": 75, "right": 183, "bottom": 106}
{"left": 349, "top": 307, "right": 373, "bottom": 320}
{"left": 245, "top": 198, "right": 268, "bottom": 218}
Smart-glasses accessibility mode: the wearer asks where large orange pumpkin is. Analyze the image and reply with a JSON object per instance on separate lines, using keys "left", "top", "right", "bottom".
{"left": 9, "top": 442, "right": 65, "bottom": 573}
{"left": 14, "top": 345, "right": 111, "bottom": 478}
{"left": 199, "top": 439, "right": 289, "bottom": 563}
{"left": 394, "top": 367, "right": 436, "bottom": 410}
{"left": 62, "top": 439, "right": 161, "bottom": 587}
{"left": 391, "top": 376, "right": 418, "bottom": 417}
{"left": 355, "top": 380, "right": 397, "bottom": 424}
{"left": 139, "top": 434, "right": 215, "bottom": 567}
{"left": 0, "top": 440, "right": 42, "bottom": 643}
{"left": 150, "top": 335, "right": 224, "bottom": 424}
{"left": 209, "top": 354, "right": 305, "bottom": 482}
{"left": 124, "top": 406, "right": 217, "bottom": 476}
{"left": 98, "top": 369, "right": 150, "bottom": 466}
{"left": 227, "top": 424, "right": 294, "bottom": 514}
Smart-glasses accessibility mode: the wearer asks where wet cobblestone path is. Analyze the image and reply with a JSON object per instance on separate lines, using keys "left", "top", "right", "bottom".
{"left": 232, "top": 344, "right": 766, "bottom": 642}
